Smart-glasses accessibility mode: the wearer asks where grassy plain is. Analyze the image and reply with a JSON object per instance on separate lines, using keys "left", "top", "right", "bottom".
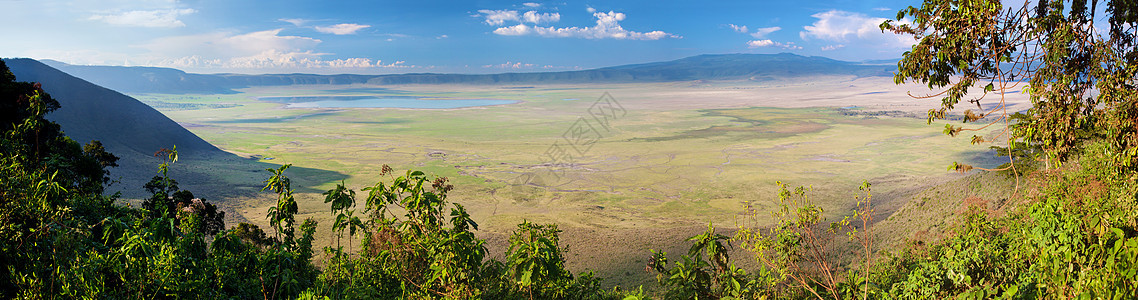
{"left": 130, "top": 75, "right": 1029, "bottom": 288}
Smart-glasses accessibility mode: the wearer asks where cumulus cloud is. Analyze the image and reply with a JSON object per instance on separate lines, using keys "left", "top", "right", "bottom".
{"left": 523, "top": 11, "right": 560, "bottom": 23}
{"left": 223, "top": 50, "right": 356, "bottom": 69}
{"left": 747, "top": 40, "right": 775, "bottom": 47}
{"left": 478, "top": 9, "right": 521, "bottom": 25}
{"left": 800, "top": 10, "right": 915, "bottom": 48}
{"left": 800, "top": 10, "right": 884, "bottom": 41}
{"left": 377, "top": 60, "right": 410, "bottom": 68}
{"left": 132, "top": 29, "right": 407, "bottom": 71}
{"left": 479, "top": 9, "right": 559, "bottom": 25}
{"left": 88, "top": 8, "right": 196, "bottom": 28}
{"left": 491, "top": 11, "right": 678, "bottom": 40}
{"left": 747, "top": 39, "right": 801, "bottom": 50}
{"left": 140, "top": 29, "right": 320, "bottom": 59}
{"left": 12, "top": 1, "right": 418, "bottom": 73}
{"left": 314, "top": 23, "right": 371, "bottom": 35}
{"left": 586, "top": 6, "right": 596, "bottom": 13}
{"left": 728, "top": 24, "right": 779, "bottom": 38}
{"left": 523, "top": 2, "right": 541, "bottom": 8}
{"left": 493, "top": 24, "right": 531, "bottom": 35}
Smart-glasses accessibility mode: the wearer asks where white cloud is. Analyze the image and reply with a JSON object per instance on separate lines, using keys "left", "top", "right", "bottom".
{"left": 314, "top": 23, "right": 371, "bottom": 35}
{"left": 728, "top": 24, "right": 748, "bottom": 33}
{"left": 800, "top": 10, "right": 884, "bottom": 41}
{"left": 586, "top": 6, "right": 597, "bottom": 13}
{"left": 223, "top": 50, "right": 346, "bottom": 69}
{"left": 821, "top": 44, "right": 845, "bottom": 51}
{"left": 478, "top": 9, "right": 520, "bottom": 25}
{"left": 156, "top": 55, "right": 221, "bottom": 68}
{"left": 129, "top": 29, "right": 411, "bottom": 71}
{"left": 523, "top": 2, "right": 542, "bottom": 8}
{"left": 800, "top": 10, "right": 915, "bottom": 48}
{"left": 88, "top": 8, "right": 196, "bottom": 28}
{"left": 482, "top": 61, "right": 582, "bottom": 71}
{"left": 479, "top": 9, "right": 559, "bottom": 25}
{"left": 492, "top": 11, "right": 678, "bottom": 40}
{"left": 377, "top": 60, "right": 409, "bottom": 68}
{"left": 747, "top": 40, "right": 775, "bottom": 47}
{"left": 6, "top": 1, "right": 422, "bottom": 73}
{"left": 279, "top": 18, "right": 308, "bottom": 26}
{"left": 436, "top": 34, "right": 449, "bottom": 39}
{"left": 747, "top": 39, "right": 801, "bottom": 50}
{"left": 873, "top": 7, "right": 892, "bottom": 11}
{"left": 750, "top": 26, "right": 781, "bottom": 38}
{"left": 140, "top": 29, "right": 321, "bottom": 59}
{"left": 523, "top": 11, "right": 560, "bottom": 23}
{"left": 280, "top": 19, "right": 370, "bottom": 36}
{"left": 493, "top": 24, "right": 531, "bottom": 35}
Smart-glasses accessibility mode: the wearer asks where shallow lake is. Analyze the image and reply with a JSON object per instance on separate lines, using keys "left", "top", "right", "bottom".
{"left": 259, "top": 96, "right": 517, "bottom": 109}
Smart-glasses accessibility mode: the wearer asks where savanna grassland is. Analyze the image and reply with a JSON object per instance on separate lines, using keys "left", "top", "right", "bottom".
{"left": 9, "top": 0, "right": 1138, "bottom": 297}
{"left": 125, "top": 75, "right": 1028, "bottom": 288}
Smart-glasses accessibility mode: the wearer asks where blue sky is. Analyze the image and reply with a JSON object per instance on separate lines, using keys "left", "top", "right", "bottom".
{"left": 1, "top": 0, "right": 919, "bottom": 74}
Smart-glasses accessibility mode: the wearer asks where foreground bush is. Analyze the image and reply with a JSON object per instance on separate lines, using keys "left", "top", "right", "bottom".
{"left": 872, "top": 142, "right": 1138, "bottom": 298}
{"left": 305, "top": 168, "right": 626, "bottom": 299}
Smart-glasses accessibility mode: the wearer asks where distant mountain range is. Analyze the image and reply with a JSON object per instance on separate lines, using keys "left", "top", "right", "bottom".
{"left": 39, "top": 53, "right": 896, "bottom": 94}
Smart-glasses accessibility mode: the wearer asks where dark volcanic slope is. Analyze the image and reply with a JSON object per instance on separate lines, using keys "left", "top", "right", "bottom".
{"left": 42, "top": 53, "right": 894, "bottom": 94}
{"left": 3, "top": 59, "right": 351, "bottom": 201}
{"left": 4, "top": 58, "right": 222, "bottom": 158}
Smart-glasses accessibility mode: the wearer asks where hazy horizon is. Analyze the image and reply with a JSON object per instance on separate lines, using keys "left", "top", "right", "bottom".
{"left": 30, "top": 52, "right": 899, "bottom": 76}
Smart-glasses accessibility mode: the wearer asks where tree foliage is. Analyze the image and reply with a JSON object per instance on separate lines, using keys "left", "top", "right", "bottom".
{"left": 0, "top": 60, "right": 321, "bottom": 299}
{"left": 873, "top": 142, "right": 1138, "bottom": 298}
{"left": 648, "top": 223, "right": 759, "bottom": 300}
{"left": 307, "top": 168, "right": 624, "bottom": 299}
{"left": 882, "top": 0, "right": 1138, "bottom": 172}
{"left": 865, "top": 0, "right": 1138, "bottom": 298}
